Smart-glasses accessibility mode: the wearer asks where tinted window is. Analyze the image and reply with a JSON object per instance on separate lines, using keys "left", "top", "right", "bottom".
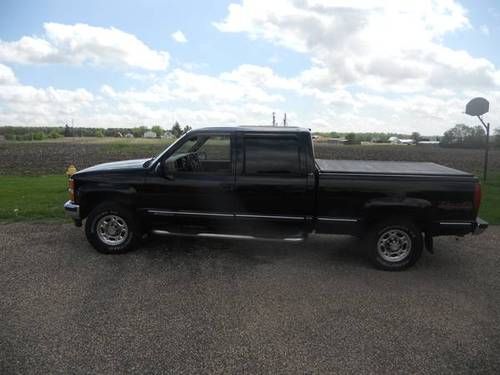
{"left": 167, "top": 135, "right": 231, "bottom": 174}
{"left": 197, "top": 136, "right": 231, "bottom": 161}
{"left": 244, "top": 136, "right": 301, "bottom": 175}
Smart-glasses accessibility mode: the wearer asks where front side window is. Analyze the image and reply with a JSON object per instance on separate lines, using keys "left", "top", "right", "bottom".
{"left": 166, "top": 134, "right": 231, "bottom": 174}
{"left": 244, "top": 136, "right": 301, "bottom": 175}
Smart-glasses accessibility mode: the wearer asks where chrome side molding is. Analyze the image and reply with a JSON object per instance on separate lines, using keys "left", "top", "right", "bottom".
{"left": 151, "top": 230, "right": 305, "bottom": 242}
{"left": 317, "top": 217, "right": 358, "bottom": 222}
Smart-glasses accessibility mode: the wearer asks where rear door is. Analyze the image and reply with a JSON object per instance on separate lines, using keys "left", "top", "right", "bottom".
{"left": 234, "top": 132, "right": 314, "bottom": 237}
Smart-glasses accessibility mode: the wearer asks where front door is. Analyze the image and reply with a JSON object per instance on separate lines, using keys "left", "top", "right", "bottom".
{"left": 143, "top": 133, "right": 235, "bottom": 233}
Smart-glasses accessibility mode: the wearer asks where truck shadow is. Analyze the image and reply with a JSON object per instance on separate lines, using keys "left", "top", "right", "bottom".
{"left": 140, "top": 234, "right": 371, "bottom": 270}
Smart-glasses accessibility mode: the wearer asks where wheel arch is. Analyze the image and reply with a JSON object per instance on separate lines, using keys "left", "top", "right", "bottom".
{"left": 362, "top": 197, "right": 433, "bottom": 232}
{"left": 79, "top": 190, "right": 136, "bottom": 219}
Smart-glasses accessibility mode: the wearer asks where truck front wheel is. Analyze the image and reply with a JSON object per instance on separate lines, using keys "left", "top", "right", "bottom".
{"left": 85, "top": 203, "right": 138, "bottom": 254}
{"left": 367, "top": 218, "right": 423, "bottom": 271}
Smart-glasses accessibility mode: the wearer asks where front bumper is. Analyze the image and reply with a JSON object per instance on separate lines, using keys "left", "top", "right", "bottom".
{"left": 64, "top": 200, "right": 81, "bottom": 226}
{"left": 473, "top": 217, "right": 488, "bottom": 235}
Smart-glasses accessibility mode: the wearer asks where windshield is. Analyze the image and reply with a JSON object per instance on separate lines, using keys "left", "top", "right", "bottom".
{"left": 143, "top": 134, "right": 188, "bottom": 168}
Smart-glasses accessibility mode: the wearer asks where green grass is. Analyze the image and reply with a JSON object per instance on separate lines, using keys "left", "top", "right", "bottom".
{"left": 0, "top": 175, "right": 68, "bottom": 222}
{"left": 480, "top": 173, "right": 500, "bottom": 224}
{"left": 0, "top": 173, "right": 498, "bottom": 224}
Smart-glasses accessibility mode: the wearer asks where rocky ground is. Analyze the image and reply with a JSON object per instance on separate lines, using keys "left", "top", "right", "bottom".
{"left": 1, "top": 223, "right": 499, "bottom": 374}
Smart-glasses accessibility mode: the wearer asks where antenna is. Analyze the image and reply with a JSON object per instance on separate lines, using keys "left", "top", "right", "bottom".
{"left": 283, "top": 113, "right": 287, "bottom": 127}
{"left": 272, "top": 112, "right": 276, "bottom": 127}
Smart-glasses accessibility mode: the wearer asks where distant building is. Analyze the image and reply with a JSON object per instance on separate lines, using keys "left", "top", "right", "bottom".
{"left": 388, "top": 136, "right": 400, "bottom": 144}
{"left": 417, "top": 141, "right": 440, "bottom": 146}
{"left": 326, "top": 137, "right": 348, "bottom": 145}
{"left": 399, "top": 139, "right": 416, "bottom": 145}
{"left": 313, "top": 136, "right": 347, "bottom": 145}
{"left": 162, "top": 130, "right": 175, "bottom": 139}
{"left": 143, "top": 131, "right": 156, "bottom": 138}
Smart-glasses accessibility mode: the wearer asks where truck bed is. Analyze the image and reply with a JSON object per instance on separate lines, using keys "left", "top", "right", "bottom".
{"left": 316, "top": 159, "right": 471, "bottom": 176}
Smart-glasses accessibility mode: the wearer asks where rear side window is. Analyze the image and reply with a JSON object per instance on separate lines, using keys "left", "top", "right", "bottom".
{"left": 244, "top": 136, "right": 301, "bottom": 175}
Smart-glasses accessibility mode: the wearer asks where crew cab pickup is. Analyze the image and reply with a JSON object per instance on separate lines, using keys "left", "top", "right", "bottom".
{"left": 64, "top": 126, "right": 488, "bottom": 270}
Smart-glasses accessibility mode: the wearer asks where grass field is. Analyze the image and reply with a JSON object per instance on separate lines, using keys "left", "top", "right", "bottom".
{"left": 0, "top": 173, "right": 498, "bottom": 224}
{"left": 0, "top": 175, "right": 68, "bottom": 221}
{"left": 480, "top": 173, "right": 500, "bottom": 224}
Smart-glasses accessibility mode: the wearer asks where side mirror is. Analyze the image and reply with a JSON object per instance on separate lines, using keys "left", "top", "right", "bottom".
{"left": 160, "top": 159, "right": 176, "bottom": 180}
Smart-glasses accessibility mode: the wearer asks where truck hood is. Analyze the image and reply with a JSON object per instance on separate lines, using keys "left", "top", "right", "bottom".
{"left": 75, "top": 158, "right": 150, "bottom": 174}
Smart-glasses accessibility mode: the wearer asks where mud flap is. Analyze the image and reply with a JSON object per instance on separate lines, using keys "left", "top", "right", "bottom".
{"left": 424, "top": 232, "right": 434, "bottom": 254}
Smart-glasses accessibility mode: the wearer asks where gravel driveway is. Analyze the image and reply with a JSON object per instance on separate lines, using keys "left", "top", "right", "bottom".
{"left": 1, "top": 223, "right": 499, "bottom": 374}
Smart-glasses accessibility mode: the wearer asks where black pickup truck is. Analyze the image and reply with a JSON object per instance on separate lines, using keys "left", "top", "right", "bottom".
{"left": 64, "top": 126, "right": 488, "bottom": 270}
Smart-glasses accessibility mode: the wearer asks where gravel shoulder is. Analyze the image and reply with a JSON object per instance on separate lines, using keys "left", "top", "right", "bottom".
{"left": 1, "top": 223, "right": 499, "bottom": 374}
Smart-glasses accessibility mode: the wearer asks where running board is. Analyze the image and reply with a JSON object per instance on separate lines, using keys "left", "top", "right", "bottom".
{"left": 151, "top": 230, "right": 305, "bottom": 242}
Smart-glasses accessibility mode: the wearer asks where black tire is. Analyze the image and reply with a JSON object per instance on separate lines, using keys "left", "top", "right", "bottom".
{"left": 366, "top": 218, "right": 423, "bottom": 271}
{"left": 85, "top": 202, "right": 139, "bottom": 254}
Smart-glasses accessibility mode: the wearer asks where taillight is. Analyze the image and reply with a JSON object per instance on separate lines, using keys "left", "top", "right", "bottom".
{"left": 473, "top": 182, "right": 482, "bottom": 215}
{"left": 68, "top": 178, "right": 75, "bottom": 202}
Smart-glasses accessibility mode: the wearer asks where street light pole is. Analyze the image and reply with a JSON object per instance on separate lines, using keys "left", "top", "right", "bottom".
{"left": 477, "top": 115, "right": 490, "bottom": 182}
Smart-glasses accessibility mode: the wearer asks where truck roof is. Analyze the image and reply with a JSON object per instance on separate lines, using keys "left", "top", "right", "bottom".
{"left": 190, "top": 126, "right": 311, "bottom": 134}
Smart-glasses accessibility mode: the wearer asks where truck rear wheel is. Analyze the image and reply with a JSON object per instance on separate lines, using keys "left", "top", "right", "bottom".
{"left": 367, "top": 218, "right": 423, "bottom": 271}
{"left": 85, "top": 202, "right": 138, "bottom": 254}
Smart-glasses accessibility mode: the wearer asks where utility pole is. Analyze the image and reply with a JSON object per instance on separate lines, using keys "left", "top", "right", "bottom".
{"left": 272, "top": 112, "right": 276, "bottom": 127}
{"left": 283, "top": 113, "right": 287, "bottom": 127}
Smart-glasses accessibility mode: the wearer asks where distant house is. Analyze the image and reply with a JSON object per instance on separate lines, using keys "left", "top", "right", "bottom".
{"left": 162, "top": 130, "right": 175, "bottom": 139}
{"left": 143, "top": 131, "right": 156, "bottom": 138}
{"left": 400, "top": 139, "right": 416, "bottom": 145}
{"left": 389, "top": 137, "right": 415, "bottom": 145}
{"left": 314, "top": 136, "right": 347, "bottom": 144}
{"left": 326, "top": 137, "right": 348, "bottom": 145}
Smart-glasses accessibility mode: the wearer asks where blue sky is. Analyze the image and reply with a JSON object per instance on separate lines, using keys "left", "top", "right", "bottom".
{"left": 1, "top": 0, "right": 499, "bottom": 135}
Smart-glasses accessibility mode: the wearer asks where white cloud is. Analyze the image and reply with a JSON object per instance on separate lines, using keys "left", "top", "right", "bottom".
{"left": 0, "top": 61, "right": 292, "bottom": 127}
{"left": 209, "top": 0, "right": 500, "bottom": 134}
{"left": 0, "top": 63, "right": 95, "bottom": 125}
{"left": 214, "top": 0, "right": 498, "bottom": 94}
{"left": 101, "top": 67, "right": 286, "bottom": 105}
{"left": 479, "top": 24, "right": 490, "bottom": 36}
{"left": 171, "top": 30, "right": 188, "bottom": 43}
{"left": 0, "top": 63, "right": 17, "bottom": 84}
{"left": 0, "top": 23, "right": 170, "bottom": 70}
{"left": 2, "top": 3, "right": 499, "bottom": 135}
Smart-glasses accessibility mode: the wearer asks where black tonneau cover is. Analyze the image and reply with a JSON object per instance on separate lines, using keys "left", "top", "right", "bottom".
{"left": 316, "top": 159, "right": 471, "bottom": 176}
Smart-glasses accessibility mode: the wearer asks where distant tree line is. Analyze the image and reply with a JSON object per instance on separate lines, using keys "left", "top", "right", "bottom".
{"left": 313, "top": 131, "right": 433, "bottom": 144}
{"left": 314, "top": 126, "right": 500, "bottom": 149}
{"left": 0, "top": 122, "right": 193, "bottom": 141}
{"left": 440, "top": 124, "right": 500, "bottom": 149}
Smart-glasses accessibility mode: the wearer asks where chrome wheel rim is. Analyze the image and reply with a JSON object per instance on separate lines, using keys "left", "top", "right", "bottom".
{"left": 377, "top": 229, "right": 412, "bottom": 262}
{"left": 96, "top": 214, "right": 129, "bottom": 246}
